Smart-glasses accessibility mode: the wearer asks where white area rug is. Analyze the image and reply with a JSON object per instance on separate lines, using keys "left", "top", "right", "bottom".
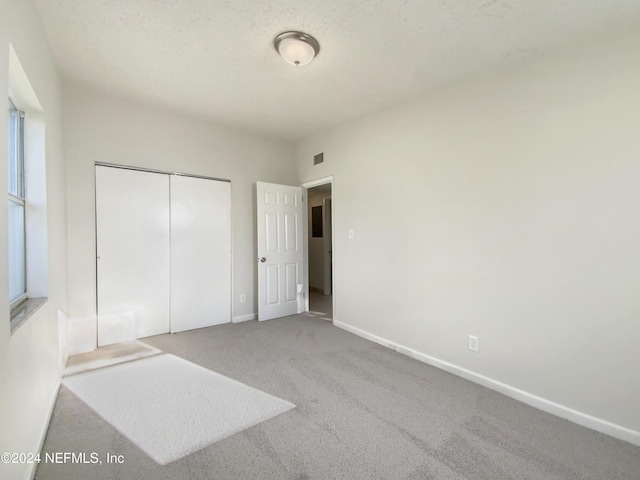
{"left": 63, "top": 354, "right": 295, "bottom": 464}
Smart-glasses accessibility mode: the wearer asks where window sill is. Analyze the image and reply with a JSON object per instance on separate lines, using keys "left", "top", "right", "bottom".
{"left": 10, "top": 297, "right": 47, "bottom": 333}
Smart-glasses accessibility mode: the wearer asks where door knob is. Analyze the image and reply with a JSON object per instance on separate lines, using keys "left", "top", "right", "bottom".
{"left": 259, "top": 257, "right": 266, "bottom": 263}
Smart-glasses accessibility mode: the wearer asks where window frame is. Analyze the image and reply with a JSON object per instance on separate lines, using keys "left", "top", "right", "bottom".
{"left": 8, "top": 97, "right": 27, "bottom": 309}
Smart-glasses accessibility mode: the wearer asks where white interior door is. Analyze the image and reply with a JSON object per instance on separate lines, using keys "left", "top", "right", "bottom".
{"left": 257, "top": 182, "right": 304, "bottom": 321}
{"left": 170, "top": 175, "right": 231, "bottom": 333}
{"left": 96, "top": 166, "right": 170, "bottom": 346}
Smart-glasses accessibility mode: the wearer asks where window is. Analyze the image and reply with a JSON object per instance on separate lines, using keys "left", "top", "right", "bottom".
{"left": 8, "top": 98, "right": 26, "bottom": 305}
{"left": 7, "top": 45, "right": 48, "bottom": 330}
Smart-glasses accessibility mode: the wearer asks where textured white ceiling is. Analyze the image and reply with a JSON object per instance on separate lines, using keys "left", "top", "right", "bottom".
{"left": 35, "top": 0, "right": 639, "bottom": 140}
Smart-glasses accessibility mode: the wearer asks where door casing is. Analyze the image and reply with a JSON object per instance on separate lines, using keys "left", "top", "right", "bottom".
{"left": 301, "top": 176, "right": 335, "bottom": 320}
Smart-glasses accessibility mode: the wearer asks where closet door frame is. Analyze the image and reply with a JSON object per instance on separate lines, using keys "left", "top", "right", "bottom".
{"left": 95, "top": 162, "right": 231, "bottom": 343}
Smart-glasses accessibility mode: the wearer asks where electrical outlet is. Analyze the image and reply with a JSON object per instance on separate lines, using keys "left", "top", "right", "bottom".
{"left": 239, "top": 294, "right": 246, "bottom": 303}
{"left": 468, "top": 335, "right": 479, "bottom": 352}
{"left": 348, "top": 229, "right": 354, "bottom": 239}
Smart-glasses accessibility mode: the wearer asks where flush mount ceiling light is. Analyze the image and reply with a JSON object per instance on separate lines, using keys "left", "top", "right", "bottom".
{"left": 274, "top": 31, "right": 320, "bottom": 67}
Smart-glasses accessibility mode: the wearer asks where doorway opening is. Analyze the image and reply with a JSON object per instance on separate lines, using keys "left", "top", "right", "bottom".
{"left": 304, "top": 180, "right": 333, "bottom": 320}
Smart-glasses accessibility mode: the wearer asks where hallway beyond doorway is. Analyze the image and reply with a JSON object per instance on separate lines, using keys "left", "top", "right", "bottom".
{"left": 308, "top": 291, "right": 332, "bottom": 320}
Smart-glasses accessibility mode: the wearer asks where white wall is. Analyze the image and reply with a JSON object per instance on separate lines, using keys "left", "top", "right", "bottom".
{"left": 0, "top": 1, "right": 69, "bottom": 479}
{"left": 297, "top": 28, "right": 640, "bottom": 441}
{"left": 64, "top": 82, "right": 297, "bottom": 352}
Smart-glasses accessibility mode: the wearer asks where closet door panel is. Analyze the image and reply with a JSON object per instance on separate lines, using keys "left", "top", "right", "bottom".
{"left": 170, "top": 176, "right": 231, "bottom": 332}
{"left": 96, "top": 166, "right": 171, "bottom": 346}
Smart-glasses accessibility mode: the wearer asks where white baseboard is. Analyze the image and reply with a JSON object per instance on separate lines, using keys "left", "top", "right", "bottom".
{"left": 232, "top": 313, "right": 256, "bottom": 323}
{"left": 28, "top": 381, "right": 61, "bottom": 480}
{"left": 333, "top": 320, "right": 640, "bottom": 447}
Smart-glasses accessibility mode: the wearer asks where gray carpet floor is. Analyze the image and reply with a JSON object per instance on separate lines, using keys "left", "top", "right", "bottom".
{"left": 37, "top": 313, "right": 639, "bottom": 479}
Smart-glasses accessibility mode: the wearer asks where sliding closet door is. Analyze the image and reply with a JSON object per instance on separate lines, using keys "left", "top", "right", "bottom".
{"left": 170, "top": 175, "right": 231, "bottom": 333}
{"left": 96, "top": 166, "right": 171, "bottom": 346}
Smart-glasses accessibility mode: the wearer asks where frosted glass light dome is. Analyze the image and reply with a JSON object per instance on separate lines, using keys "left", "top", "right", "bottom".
{"left": 274, "top": 32, "right": 320, "bottom": 67}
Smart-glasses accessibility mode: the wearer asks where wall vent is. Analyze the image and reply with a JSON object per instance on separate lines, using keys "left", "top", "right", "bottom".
{"left": 313, "top": 152, "right": 324, "bottom": 165}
